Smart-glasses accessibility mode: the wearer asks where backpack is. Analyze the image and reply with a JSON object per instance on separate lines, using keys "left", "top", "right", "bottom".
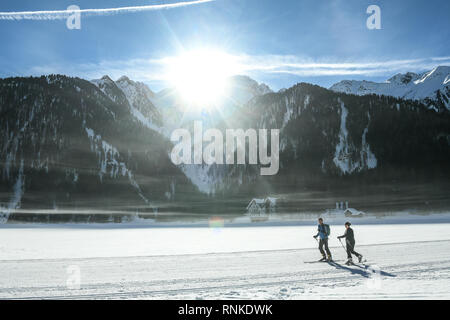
{"left": 324, "top": 224, "right": 331, "bottom": 236}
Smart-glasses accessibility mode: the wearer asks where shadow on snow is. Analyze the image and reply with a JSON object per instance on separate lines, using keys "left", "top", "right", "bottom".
{"left": 327, "top": 261, "right": 396, "bottom": 278}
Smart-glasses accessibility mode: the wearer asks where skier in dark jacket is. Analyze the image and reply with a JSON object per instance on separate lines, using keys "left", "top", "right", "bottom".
{"left": 313, "top": 218, "right": 332, "bottom": 261}
{"left": 337, "top": 222, "right": 363, "bottom": 265}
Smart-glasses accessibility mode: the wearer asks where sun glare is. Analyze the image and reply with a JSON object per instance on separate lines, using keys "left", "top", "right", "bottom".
{"left": 166, "top": 49, "right": 240, "bottom": 107}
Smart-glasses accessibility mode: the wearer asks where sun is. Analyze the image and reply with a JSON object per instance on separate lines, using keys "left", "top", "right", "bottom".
{"left": 165, "top": 49, "right": 240, "bottom": 107}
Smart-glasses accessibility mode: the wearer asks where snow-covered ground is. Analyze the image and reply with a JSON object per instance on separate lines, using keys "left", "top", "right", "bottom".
{"left": 1, "top": 214, "right": 450, "bottom": 299}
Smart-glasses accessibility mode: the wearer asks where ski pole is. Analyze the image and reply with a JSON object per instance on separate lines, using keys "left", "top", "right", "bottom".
{"left": 338, "top": 238, "right": 347, "bottom": 253}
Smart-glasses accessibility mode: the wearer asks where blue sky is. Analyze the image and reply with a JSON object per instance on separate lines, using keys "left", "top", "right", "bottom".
{"left": 1, "top": 0, "right": 449, "bottom": 91}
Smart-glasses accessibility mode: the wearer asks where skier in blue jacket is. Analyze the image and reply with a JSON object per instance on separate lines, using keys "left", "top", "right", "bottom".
{"left": 313, "top": 218, "right": 332, "bottom": 261}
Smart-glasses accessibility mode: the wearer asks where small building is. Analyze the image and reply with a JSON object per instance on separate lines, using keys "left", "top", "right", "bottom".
{"left": 246, "top": 197, "right": 277, "bottom": 222}
{"left": 325, "top": 201, "right": 365, "bottom": 217}
{"left": 344, "top": 208, "right": 365, "bottom": 217}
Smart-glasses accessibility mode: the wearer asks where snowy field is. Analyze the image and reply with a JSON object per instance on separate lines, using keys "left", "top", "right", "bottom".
{"left": 1, "top": 214, "right": 450, "bottom": 299}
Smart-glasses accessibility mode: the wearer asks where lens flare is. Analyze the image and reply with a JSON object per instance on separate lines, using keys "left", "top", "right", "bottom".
{"left": 165, "top": 49, "right": 240, "bottom": 107}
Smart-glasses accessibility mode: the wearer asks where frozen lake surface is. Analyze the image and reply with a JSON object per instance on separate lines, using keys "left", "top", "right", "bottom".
{"left": 1, "top": 214, "right": 450, "bottom": 299}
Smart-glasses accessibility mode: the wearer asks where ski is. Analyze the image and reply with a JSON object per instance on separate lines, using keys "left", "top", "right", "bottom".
{"left": 342, "top": 259, "right": 370, "bottom": 267}
{"left": 352, "top": 260, "right": 370, "bottom": 267}
{"left": 304, "top": 259, "right": 344, "bottom": 264}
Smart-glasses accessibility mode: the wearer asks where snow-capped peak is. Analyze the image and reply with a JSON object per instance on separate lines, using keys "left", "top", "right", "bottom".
{"left": 114, "top": 76, "right": 162, "bottom": 129}
{"left": 91, "top": 75, "right": 162, "bottom": 131}
{"left": 117, "top": 75, "right": 131, "bottom": 82}
{"left": 115, "top": 76, "right": 156, "bottom": 101}
{"left": 414, "top": 66, "right": 450, "bottom": 84}
{"left": 330, "top": 66, "right": 450, "bottom": 111}
{"left": 387, "top": 72, "right": 419, "bottom": 85}
{"left": 91, "top": 75, "right": 115, "bottom": 88}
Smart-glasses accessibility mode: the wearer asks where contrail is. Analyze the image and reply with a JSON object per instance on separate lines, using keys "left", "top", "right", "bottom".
{"left": 0, "top": 0, "right": 214, "bottom": 20}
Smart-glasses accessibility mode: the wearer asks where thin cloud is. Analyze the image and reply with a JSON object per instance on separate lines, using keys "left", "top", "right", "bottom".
{"left": 236, "top": 55, "right": 450, "bottom": 77}
{"left": 0, "top": 0, "right": 214, "bottom": 20}
{"left": 24, "top": 54, "right": 450, "bottom": 89}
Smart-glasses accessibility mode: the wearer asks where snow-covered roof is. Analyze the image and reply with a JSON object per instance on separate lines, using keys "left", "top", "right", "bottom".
{"left": 246, "top": 198, "right": 265, "bottom": 210}
{"left": 246, "top": 197, "right": 277, "bottom": 210}
{"left": 344, "top": 208, "right": 364, "bottom": 215}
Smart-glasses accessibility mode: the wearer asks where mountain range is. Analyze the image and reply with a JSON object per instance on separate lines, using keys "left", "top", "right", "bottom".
{"left": 0, "top": 66, "right": 449, "bottom": 222}
{"left": 330, "top": 66, "right": 450, "bottom": 112}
